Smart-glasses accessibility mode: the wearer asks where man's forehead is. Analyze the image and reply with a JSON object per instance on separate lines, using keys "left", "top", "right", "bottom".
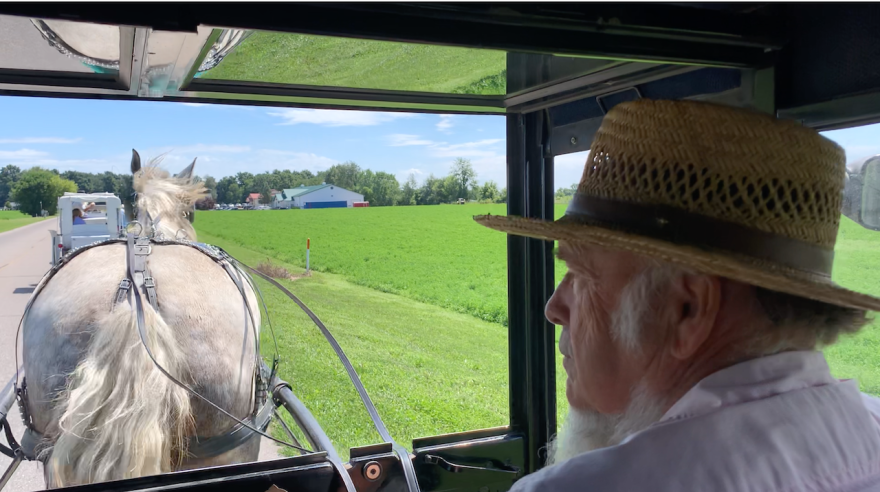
{"left": 558, "top": 241, "right": 610, "bottom": 260}
{"left": 558, "top": 241, "right": 643, "bottom": 272}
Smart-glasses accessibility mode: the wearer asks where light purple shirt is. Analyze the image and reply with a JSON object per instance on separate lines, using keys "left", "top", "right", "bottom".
{"left": 512, "top": 351, "right": 880, "bottom": 491}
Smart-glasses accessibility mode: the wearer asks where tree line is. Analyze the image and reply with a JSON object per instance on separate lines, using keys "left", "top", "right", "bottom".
{"left": 212, "top": 157, "right": 506, "bottom": 207}
{"left": 1, "top": 165, "right": 114, "bottom": 216}
{"left": 1, "top": 157, "right": 508, "bottom": 216}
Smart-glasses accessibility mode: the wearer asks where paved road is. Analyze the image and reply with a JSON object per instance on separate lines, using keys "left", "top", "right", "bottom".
{"left": 0, "top": 219, "right": 54, "bottom": 492}
{"left": 0, "top": 220, "right": 279, "bottom": 491}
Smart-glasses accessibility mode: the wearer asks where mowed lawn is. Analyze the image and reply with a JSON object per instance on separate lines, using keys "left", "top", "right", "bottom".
{"left": 195, "top": 206, "right": 880, "bottom": 457}
{"left": 202, "top": 31, "right": 507, "bottom": 95}
{"left": 0, "top": 210, "right": 50, "bottom": 233}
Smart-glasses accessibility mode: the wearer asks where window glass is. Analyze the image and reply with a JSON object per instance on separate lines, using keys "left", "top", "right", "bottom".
{"left": 818, "top": 123, "right": 880, "bottom": 395}
{"left": 200, "top": 31, "right": 507, "bottom": 95}
{"left": 0, "top": 14, "right": 120, "bottom": 74}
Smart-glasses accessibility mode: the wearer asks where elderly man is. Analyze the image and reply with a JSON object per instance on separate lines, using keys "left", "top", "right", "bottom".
{"left": 475, "top": 99, "right": 880, "bottom": 491}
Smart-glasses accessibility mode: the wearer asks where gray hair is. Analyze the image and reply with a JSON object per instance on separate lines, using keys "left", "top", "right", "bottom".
{"left": 750, "top": 287, "right": 871, "bottom": 354}
{"left": 610, "top": 262, "right": 682, "bottom": 353}
{"left": 610, "top": 261, "right": 872, "bottom": 355}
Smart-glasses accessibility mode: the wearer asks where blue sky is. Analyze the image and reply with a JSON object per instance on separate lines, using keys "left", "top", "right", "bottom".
{"left": 0, "top": 95, "right": 878, "bottom": 190}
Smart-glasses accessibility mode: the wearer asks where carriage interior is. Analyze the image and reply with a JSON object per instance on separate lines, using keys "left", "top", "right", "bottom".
{"left": 1, "top": 3, "right": 880, "bottom": 492}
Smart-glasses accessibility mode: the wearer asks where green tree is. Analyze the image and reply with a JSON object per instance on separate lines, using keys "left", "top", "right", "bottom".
{"left": 0, "top": 164, "right": 21, "bottom": 206}
{"left": 480, "top": 180, "right": 501, "bottom": 203}
{"left": 100, "top": 171, "right": 119, "bottom": 195}
{"left": 440, "top": 175, "right": 459, "bottom": 203}
{"left": 203, "top": 176, "right": 217, "bottom": 199}
{"left": 324, "top": 162, "right": 361, "bottom": 190}
{"left": 236, "top": 172, "right": 255, "bottom": 194}
{"left": 400, "top": 174, "right": 418, "bottom": 205}
{"left": 260, "top": 186, "right": 273, "bottom": 205}
{"left": 449, "top": 157, "right": 477, "bottom": 201}
{"left": 11, "top": 167, "right": 77, "bottom": 215}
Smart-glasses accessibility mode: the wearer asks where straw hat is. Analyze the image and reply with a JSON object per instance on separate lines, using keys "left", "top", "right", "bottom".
{"left": 474, "top": 99, "right": 880, "bottom": 311}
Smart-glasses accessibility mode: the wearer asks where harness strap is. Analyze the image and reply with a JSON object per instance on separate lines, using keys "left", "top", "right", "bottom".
{"left": 241, "top": 264, "right": 422, "bottom": 492}
{"left": 186, "top": 392, "right": 274, "bottom": 459}
{"left": 114, "top": 278, "right": 131, "bottom": 306}
{"left": 122, "top": 234, "right": 309, "bottom": 457}
{"left": 132, "top": 236, "right": 158, "bottom": 310}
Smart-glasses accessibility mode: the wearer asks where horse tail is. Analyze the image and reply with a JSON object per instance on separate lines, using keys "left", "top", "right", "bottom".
{"left": 46, "top": 300, "right": 193, "bottom": 487}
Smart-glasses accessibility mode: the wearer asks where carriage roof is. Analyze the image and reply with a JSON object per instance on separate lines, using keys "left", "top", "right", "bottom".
{"left": 59, "top": 192, "right": 121, "bottom": 205}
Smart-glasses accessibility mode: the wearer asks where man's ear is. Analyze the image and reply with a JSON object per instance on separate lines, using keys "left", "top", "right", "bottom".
{"left": 667, "top": 273, "right": 722, "bottom": 360}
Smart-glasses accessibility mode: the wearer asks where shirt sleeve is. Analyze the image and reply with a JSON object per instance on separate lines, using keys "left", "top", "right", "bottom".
{"left": 861, "top": 392, "right": 880, "bottom": 426}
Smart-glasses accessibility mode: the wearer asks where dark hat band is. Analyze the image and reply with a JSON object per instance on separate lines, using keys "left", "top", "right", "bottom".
{"left": 564, "top": 193, "right": 834, "bottom": 277}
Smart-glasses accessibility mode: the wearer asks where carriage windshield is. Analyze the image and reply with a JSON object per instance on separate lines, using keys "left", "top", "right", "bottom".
{"left": 3, "top": 6, "right": 880, "bottom": 492}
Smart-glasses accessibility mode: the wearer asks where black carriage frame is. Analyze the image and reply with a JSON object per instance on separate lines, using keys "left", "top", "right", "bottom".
{"left": 0, "top": 3, "right": 879, "bottom": 491}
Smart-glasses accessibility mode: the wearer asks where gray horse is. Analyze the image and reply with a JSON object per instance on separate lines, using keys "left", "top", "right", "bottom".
{"left": 21, "top": 151, "right": 262, "bottom": 487}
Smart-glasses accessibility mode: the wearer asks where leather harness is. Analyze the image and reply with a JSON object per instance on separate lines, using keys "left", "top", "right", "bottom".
{"left": 12, "top": 228, "right": 422, "bottom": 491}
{"left": 16, "top": 234, "right": 274, "bottom": 461}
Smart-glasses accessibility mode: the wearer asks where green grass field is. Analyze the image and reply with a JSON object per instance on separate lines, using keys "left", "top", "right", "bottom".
{"left": 0, "top": 210, "right": 49, "bottom": 233}
{"left": 195, "top": 206, "right": 880, "bottom": 457}
{"left": 197, "top": 232, "right": 509, "bottom": 460}
{"left": 202, "top": 32, "right": 507, "bottom": 95}
{"left": 196, "top": 205, "right": 514, "bottom": 325}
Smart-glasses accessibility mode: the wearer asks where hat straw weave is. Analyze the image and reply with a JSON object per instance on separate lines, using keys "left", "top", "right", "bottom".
{"left": 475, "top": 99, "right": 880, "bottom": 311}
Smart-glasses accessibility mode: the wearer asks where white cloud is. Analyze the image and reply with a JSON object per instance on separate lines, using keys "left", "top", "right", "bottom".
{"left": 176, "top": 144, "right": 250, "bottom": 153}
{"left": 469, "top": 155, "right": 506, "bottom": 187}
{"left": 437, "top": 115, "right": 454, "bottom": 133}
{"left": 180, "top": 102, "right": 257, "bottom": 111}
{"left": 0, "top": 137, "right": 81, "bottom": 144}
{"left": 841, "top": 144, "right": 880, "bottom": 163}
{"left": 431, "top": 139, "right": 503, "bottom": 158}
{"left": 15, "top": 158, "right": 119, "bottom": 174}
{"left": 255, "top": 149, "right": 339, "bottom": 173}
{"left": 268, "top": 108, "right": 417, "bottom": 127}
{"left": 554, "top": 151, "right": 590, "bottom": 189}
{"left": 0, "top": 148, "right": 49, "bottom": 159}
{"left": 387, "top": 134, "right": 434, "bottom": 147}
{"left": 133, "top": 144, "right": 252, "bottom": 166}
{"left": 395, "top": 167, "right": 425, "bottom": 184}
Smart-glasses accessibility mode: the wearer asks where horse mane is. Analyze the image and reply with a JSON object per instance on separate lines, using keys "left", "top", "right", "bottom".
{"left": 133, "top": 155, "right": 208, "bottom": 239}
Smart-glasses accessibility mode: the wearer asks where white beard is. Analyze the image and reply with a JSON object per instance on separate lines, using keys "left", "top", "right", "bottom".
{"left": 547, "top": 383, "right": 667, "bottom": 466}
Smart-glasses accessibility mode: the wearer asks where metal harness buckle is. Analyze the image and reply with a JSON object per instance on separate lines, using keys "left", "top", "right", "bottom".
{"left": 114, "top": 278, "right": 132, "bottom": 305}
{"left": 134, "top": 241, "right": 151, "bottom": 256}
{"left": 143, "top": 276, "right": 158, "bottom": 309}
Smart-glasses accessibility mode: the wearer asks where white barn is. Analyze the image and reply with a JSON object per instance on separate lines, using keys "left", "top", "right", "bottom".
{"left": 273, "top": 184, "right": 364, "bottom": 209}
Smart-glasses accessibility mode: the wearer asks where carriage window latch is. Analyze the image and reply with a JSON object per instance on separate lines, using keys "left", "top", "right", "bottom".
{"left": 423, "top": 454, "right": 520, "bottom": 476}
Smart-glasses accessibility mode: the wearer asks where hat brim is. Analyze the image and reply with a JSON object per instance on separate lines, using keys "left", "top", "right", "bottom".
{"left": 474, "top": 214, "right": 880, "bottom": 312}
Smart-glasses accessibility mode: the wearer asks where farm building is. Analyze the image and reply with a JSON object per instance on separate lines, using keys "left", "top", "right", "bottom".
{"left": 273, "top": 184, "right": 364, "bottom": 209}
{"left": 245, "top": 193, "right": 262, "bottom": 208}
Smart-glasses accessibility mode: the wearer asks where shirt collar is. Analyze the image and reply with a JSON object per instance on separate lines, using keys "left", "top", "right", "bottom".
{"left": 659, "top": 350, "right": 839, "bottom": 423}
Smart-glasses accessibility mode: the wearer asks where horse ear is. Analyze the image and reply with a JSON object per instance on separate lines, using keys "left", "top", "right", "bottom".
{"left": 177, "top": 158, "right": 196, "bottom": 182}
{"left": 131, "top": 149, "right": 141, "bottom": 174}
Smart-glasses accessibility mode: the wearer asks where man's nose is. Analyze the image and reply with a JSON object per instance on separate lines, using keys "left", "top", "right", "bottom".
{"left": 545, "top": 288, "right": 568, "bottom": 327}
